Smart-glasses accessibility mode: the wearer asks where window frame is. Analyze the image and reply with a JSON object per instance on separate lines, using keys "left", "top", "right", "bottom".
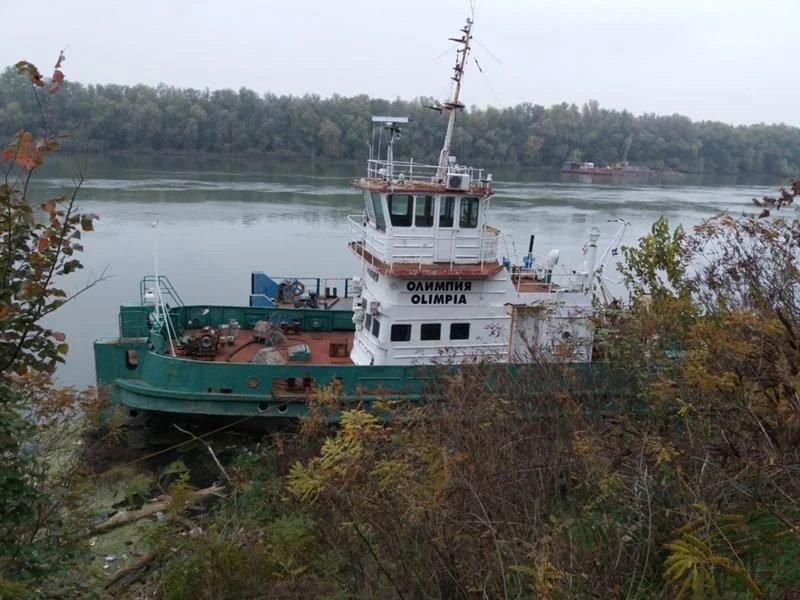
{"left": 449, "top": 322, "right": 470, "bottom": 340}
{"left": 414, "top": 195, "right": 435, "bottom": 227}
{"left": 420, "top": 323, "right": 442, "bottom": 341}
{"left": 387, "top": 194, "right": 413, "bottom": 227}
{"left": 364, "top": 191, "right": 375, "bottom": 222}
{"left": 371, "top": 192, "right": 386, "bottom": 231}
{"left": 439, "top": 196, "right": 455, "bottom": 228}
{"left": 459, "top": 196, "right": 480, "bottom": 228}
{"left": 390, "top": 323, "right": 412, "bottom": 342}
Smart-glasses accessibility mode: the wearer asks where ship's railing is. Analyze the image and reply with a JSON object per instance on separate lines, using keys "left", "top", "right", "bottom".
{"left": 250, "top": 273, "right": 355, "bottom": 308}
{"left": 347, "top": 215, "right": 388, "bottom": 263}
{"left": 510, "top": 257, "right": 591, "bottom": 294}
{"left": 366, "top": 158, "right": 485, "bottom": 185}
{"left": 386, "top": 231, "right": 437, "bottom": 262}
{"left": 348, "top": 215, "right": 501, "bottom": 267}
{"left": 481, "top": 225, "right": 501, "bottom": 259}
{"left": 139, "top": 275, "right": 184, "bottom": 307}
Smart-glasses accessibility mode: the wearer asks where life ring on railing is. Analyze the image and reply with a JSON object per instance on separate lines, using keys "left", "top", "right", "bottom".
{"left": 291, "top": 279, "right": 305, "bottom": 297}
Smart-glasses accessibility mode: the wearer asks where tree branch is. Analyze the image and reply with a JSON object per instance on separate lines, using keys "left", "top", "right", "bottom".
{"left": 90, "top": 484, "right": 225, "bottom": 534}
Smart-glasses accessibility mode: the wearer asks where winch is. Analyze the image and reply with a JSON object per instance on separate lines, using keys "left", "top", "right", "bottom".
{"left": 184, "top": 325, "right": 220, "bottom": 357}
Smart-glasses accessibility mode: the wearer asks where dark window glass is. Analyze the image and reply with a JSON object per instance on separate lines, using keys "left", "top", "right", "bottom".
{"left": 372, "top": 317, "right": 381, "bottom": 337}
{"left": 371, "top": 192, "right": 386, "bottom": 231}
{"left": 439, "top": 196, "right": 455, "bottom": 228}
{"left": 387, "top": 194, "right": 413, "bottom": 227}
{"left": 459, "top": 197, "right": 479, "bottom": 228}
{"left": 391, "top": 324, "right": 412, "bottom": 341}
{"left": 450, "top": 323, "right": 470, "bottom": 340}
{"left": 420, "top": 323, "right": 441, "bottom": 341}
{"left": 364, "top": 313, "right": 372, "bottom": 332}
{"left": 414, "top": 195, "right": 434, "bottom": 227}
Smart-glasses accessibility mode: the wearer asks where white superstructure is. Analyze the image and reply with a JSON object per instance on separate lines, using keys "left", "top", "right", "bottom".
{"left": 347, "top": 18, "right": 620, "bottom": 367}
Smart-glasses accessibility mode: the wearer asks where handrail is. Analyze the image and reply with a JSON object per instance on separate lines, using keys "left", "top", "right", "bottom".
{"left": 365, "top": 159, "right": 485, "bottom": 185}
{"left": 348, "top": 215, "right": 504, "bottom": 267}
{"left": 139, "top": 275, "right": 184, "bottom": 307}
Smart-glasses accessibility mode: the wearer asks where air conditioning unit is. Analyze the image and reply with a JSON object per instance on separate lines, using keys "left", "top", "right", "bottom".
{"left": 446, "top": 173, "right": 471, "bottom": 191}
{"left": 369, "top": 301, "right": 381, "bottom": 315}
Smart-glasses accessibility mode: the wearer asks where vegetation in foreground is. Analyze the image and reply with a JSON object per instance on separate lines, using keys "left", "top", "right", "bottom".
{"left": 1, "top": 66, "right": 799, "bottom": 175}
{"left": 3, "top": 57, "right": 800, "bottom": 599}
{"left": 0, "top": 55, "right": 104, "bottom": 598}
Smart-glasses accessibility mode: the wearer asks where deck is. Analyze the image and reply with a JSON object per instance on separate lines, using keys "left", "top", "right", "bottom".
{"left": 513, "top": 277, "right": 560, "bottom": 294}
{"left": 177, "top": 327, "right": 355, "bottom": 366}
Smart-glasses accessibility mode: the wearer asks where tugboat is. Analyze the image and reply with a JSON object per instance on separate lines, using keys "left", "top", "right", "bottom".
{"left": 94, "top": 18, "right": 627, "bottom": 422}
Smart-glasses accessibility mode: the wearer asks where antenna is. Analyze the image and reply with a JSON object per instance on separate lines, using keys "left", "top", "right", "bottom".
{"left": 371, "top": 116, "right": 408, "bottom": 180}
{"left": 593, "top": 219, "right": 630, "bottom": 276}
{"left": 436, "top": 18, "right": 474, "bottom": 181}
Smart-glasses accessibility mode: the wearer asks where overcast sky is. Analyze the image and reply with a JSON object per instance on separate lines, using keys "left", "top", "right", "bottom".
{"left": 4, "top": 0, "right": 798, "bottom": 126}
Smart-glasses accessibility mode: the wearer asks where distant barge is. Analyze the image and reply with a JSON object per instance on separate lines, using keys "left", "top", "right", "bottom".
{"left": 561, "top": 161, "right": 653, "bottom": 176}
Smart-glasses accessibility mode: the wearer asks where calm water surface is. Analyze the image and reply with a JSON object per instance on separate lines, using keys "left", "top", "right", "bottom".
{"left": 35, "top": 156, "right": 781, "bottom": 388}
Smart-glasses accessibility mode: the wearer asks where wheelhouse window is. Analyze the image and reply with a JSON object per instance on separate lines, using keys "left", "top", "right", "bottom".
{"left": 371, "top": 192, "right": 386, "bottom": 231}
{"left": 439, "top": 196, "right": 455, "bottom": 228}
{"left": 371, "top": 317, "right": 381, "bottom": 338}
{"left": 390, "top": 324, "right": 412, "bottom": 342}
{"left": 364, "top": 191, "right": 375, "bottom": 222}
{"left": 450, "top": 323, "right": 470, "bottom": 340}
{"left": 364, "top": 313, "right": 372, "bottom": 332}
{"left": 420, "top": 323, "right": 441, "bottom": 341}
{"left": 414, "top": 195, "right": 434, "bottom": 227}
{"left": 459, "top": 197, "right": 479, "bottom": 228}
{"left": 387, "top": 194, "right": 413, "bottom": 227}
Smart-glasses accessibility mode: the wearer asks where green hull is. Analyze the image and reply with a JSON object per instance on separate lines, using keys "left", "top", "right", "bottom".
{"left": 95, "top": 337, "right": 433, "bottom": 420}
{"left": 94, "top": 302, "right": 620, "bottom": 421}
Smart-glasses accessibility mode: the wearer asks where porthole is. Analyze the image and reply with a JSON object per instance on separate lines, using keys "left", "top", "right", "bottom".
{"left": 247, "top": 376, "right": 260, "bottom": 389}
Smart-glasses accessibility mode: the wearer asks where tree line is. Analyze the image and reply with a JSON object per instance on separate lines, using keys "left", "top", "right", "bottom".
{"left": 1, "top": 66, "right": 799, "bottom": 175}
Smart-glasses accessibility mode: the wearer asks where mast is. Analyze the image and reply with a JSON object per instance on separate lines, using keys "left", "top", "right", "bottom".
{"left": 436, "top": 18, "right": 473, "bottom": 181}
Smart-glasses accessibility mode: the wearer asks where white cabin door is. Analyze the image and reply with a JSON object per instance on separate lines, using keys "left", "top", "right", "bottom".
{"left": 434, "top": 195, "right": 456, "bottom": 262}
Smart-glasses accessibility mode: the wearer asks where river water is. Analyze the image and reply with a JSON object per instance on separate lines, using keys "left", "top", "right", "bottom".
{"left": 33, "top": 155, "right": 781, "bottom": 388}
